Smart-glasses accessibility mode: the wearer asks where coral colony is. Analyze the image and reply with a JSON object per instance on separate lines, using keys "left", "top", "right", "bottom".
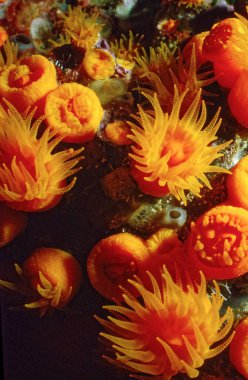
{"left": 2, "top": 0, "right": 248, "bottom": 379}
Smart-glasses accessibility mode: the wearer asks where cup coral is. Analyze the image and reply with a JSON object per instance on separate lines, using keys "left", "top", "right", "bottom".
{"left": 128, "top": 88, "right": 231, "bottom": 203}
{"left": 202, "top": 15, "right": 248, "bottom": 88}
{"left": 227, "top": 70, "right": 248, "bottom": 129}
{"left": 229, "top": 317, "right": 248, "bottom": 379}
{"left": 0, "top": 101, "right": 83, "bottom": 211}
{"left": 87, "top": 232, "right": 150, "bottom": 301}
{"left": 187, "top": 205, "right": 248, "bottom": 280}
{"left": 44, "top": 82, "right": 104, "bottom": 143}
{"left": 58, "top": 6, "right": 103, "bottom": 50}
{"left": 0, "top": 247, "right": 83, "bottom": 316}
{"left": 226, "top": 154, "right": 248, "bottom": 209}
{"left": 0, "top": 53, "right": 57, "bottom": 115}
{"left": 0, "top": 203, "right": 28, "bottom": 247}
{"left": 96, "top": 267, "right": 234, "bottom": 379}
{"left": 82, "top": 48, "right": 116, "bottom": 80}
{"left": 135, "top": 42, "right": 215, "bottom": 114}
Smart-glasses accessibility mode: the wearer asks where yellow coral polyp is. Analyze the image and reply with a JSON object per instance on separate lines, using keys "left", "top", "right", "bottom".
{"left": 135, "top": 42, "right": 215, "bottom": 113}
{"left": 82, "top": 48, "right": 116, "bottom": 80}
{"left": 0, "top": 102, "right": 83, "bottom": 212}
{"left": 110, "top": 31, "right": 143, "bottom": 70}
{"left": 45, "top": 82, "right": 104, "bottom": 143}
{"left": 59, "top": 6, "right": 103, "bottom": 50}
{"left": 0, "top": 54, "right": 57, "bottom": 115}
{"left": 128, "top": 88, "right": 231, "bottom": 203}
{"left": 96, "top": 268, "right": 234, "bottom": 379}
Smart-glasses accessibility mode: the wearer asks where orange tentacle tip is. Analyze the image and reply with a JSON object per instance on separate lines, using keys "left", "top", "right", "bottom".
{"left": 0, "top": 203, "right": 28, "bottom": 247}
{"left": 229, "top": 317, "right": 248, "bottom": 379}
{"left": 44, "top": 82, "right": 104, "bottom": 143}
{"left": 186, "top": 204, "right": 248, "bottom": 280}
{"left": 0, "top": 26, "right": 8, "bottom": 47}
{"left": 87, "top": 232, "right": 151, "bottom": 301}
{"left": 226, "top": 155, "right": 248, "bottom": 208}
{"left": 0, "top": 247, "right": 83, "bottom": 316}
{"left": 0, "top": 54, "right": 57, "bottom": 115}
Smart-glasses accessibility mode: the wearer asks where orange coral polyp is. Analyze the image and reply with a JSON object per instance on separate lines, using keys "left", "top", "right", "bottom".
{"left": 0, "top": 55, "right": 57, "bottom": 115}
{"left": 228, "top": 70, "right": 248, "bottom": 128}
{"left": 187, "top": 205, "right": 248, "bottom": 280}
{"left": 45, "top": 82, "right": 104, "bottom": 144}
{"left": 229, "top": 317, "right": 248, "bottom": 379}
{"left": 82, "top": 49, "right": 116, "bottom": 80}
{"left": 0, "top": 102, "right": 83, "bottom": 212}
{"left": 21, "top": 247, "right": 83, "bottom": 313}
{"left": 96, "top": 268, "right": 234, "bottom": 379}
{"left": 128, "top": 89, "right": 230, "bottom": 203}
{"left": 87, "top": 232, "right": 150, "bottom": 301}
{"left": 202, "top": 17, "right": 248, "bottom": 88}
{"left": 226, "top": 155, "right": 248, "bottom": 208}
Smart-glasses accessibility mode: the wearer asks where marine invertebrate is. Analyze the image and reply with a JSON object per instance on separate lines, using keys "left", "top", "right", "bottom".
{"left": 82, "top": 48, "right": 116, "bottom": 80}
{"left": 135, "top": 42, "right": 215, "bottom": 113}
{"left": 229, "top": 317, "right": 248, "bottom": 379}
{"left": 187, "top": 205, "right": 248, "bottom": 280}
{"left": 0, "top": 247, "right": 83, "bottom": 316}
{"left": 96, "top": 267, "right": 234, "bottom": 379}
{"left": 0, "top": 25, "right": 7, "bottom": 47}
{"left": 110, "top": 30, "right": 143, "bottom": 71}
{"left": 0, "top": 38, "right": 18, "bottom": 68}
{"left": 58, "top": 6, "right": 103, "bottom": 50}
{"left": 87, "top": 232, "right": 150, "bottom": 301}
{"left": 105, "top": 120, "right": 132, "bottom": 146}
{"left": 0, "top": 101, "right": 83, "bottom": 211}
{"left": 226, "top": 155, "right": 248, "bottom": 208}
{"left": 128, "top": 88, "right": 230, "bottom": 203}
{"left": 0, "top": 53, "right": 57, "bottom": 115}
{"left": 0, "top": 203, "right": 28, "bottom": 247}
{"left": 202, "top": 14, "right": 248, "bottom": 88}
{"left": 228, "top": 70, "right": 248, "bottom": 128}
{"left": 178, "top": 0, "right": 209, "bottom": 7}
{"left": 44, "top": 82, "right": 104, "bottom": 143}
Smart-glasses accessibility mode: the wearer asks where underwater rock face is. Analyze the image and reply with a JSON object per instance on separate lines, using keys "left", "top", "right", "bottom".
{"left": 1, "top": 1, "right": 248, "bottom": 380}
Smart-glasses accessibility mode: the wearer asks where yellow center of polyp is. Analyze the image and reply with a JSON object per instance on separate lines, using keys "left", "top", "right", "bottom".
{"left": 104, "top": 261, "right": 137, "bottom": 283}
{"left": 193, "top": 213, "right": 248, "bottom": 268}
{"left": 9, "top": 65, "right": 31, "bottom": 87}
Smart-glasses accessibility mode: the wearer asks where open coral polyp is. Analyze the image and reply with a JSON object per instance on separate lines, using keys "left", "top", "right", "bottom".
{"left": 96, "top": 268, "right": 234, "bottom": 379}
{"left": 0, "top": 102, "right": 83, "bottom": 211}
{"left": 128, "top": 89, "right": 230, "bottom": 203}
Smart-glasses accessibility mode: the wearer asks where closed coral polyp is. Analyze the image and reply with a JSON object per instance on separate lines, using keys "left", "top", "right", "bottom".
{"left": 128, "top": 89, "right": 230, "bottom": 203}
{"left": 187, "top": 205, "right": 248, "bottom": 280}
{"left": 203, "top": 16, "right": 248, "bottom": 88}
{"left": 96, "top": 268, "right": 234, "bottom": 379}
{"left": 0, "top": 54, "right": 57, "bottom": 115}
{"left": 45, "top": 82, "right": 104, "bottom": 143}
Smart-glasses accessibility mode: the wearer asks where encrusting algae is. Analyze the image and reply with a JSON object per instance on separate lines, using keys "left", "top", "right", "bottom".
{"left": 128, "top": 88, "right": 231, "bottom": 203}
{"left": 96, "top": 267, "right": 234, "bottom": 379}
